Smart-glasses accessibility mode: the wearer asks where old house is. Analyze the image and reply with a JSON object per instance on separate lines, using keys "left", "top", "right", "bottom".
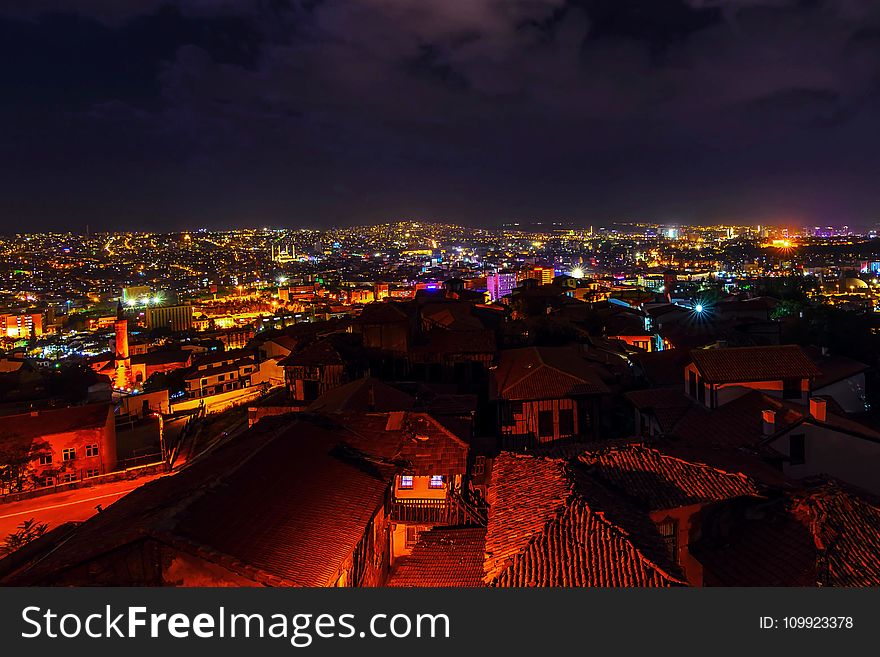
{"left": 182, "top": 349, "right": 257, "bottom": 400}
{"left": 280, "top": 334, "right": 367, "bottom": 402}
{"left": 686, "top": 345, "right": 821, "bottom": 408}
{"left": 0, "top": 403, "right": 116, "bottom": 492}
{"left": 490, "top": 345, "right": 610, "bottom": 448}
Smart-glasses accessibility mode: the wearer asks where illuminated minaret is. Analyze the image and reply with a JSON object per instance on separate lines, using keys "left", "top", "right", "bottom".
{"left": 113, "top": 302, "right": 132, "bottom": 390}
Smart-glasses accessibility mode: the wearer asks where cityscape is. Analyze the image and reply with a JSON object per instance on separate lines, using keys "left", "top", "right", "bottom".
{"left": 1, "top": 0, "right": 880, "bottom": 596}
{"left": 1, "top": 220, "right": 880, "bottom": 586}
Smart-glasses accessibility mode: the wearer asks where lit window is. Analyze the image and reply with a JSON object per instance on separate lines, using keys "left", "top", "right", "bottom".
{"left": 429, "top": 475, "right": 445, "bottom": 489}
{"left": 85, "top": 444, "right": 99, "bottom": 457}
{"left": 62, "top": 448, "right": 76, "bottom": 461}
{"left": 399, "top": 475, "right": 414, "bottom": 489}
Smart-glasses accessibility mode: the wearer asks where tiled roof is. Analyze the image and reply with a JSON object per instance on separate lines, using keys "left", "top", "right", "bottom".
{"left": 307, "top": 378, "right": 415, "bottom": 413}
{"left": 579, "top": 445, "right": 761, "bottom": 510}
{"left": 0, "top": 403, "right": 111, "bottom": 447}
{"left": 694, "top": 481, "right": 880, "bottom": 587}
{"left": 689, "top": 345, "right": 822, "bottom": 384}
{"left": 131, "top": 349, "right": 192, "bottom": 366}
{"left": 625, "top": 388, "right": 692, "bottom": 433}
{"left": 690, "top": 501, "right": 818, "bottom": 586}
{"left": 670, "top": 390, "right": 880, "bottom": 449}
{"left": 484, "top": 454, "right": 571, "bottom": 582}
{"left": 176, "top": 428, "right": 390, "bottom": 586}
{"left": 633, "top": 349, "right": 691, "bottom": 387}
{"left": 5, "top": 415, "right": 394, "bottom": 586}
{"left": 329, "top": 412, "right": 470, "bottom": 475}
{"left": 387, "top": 527, "right": 487, "bottom": 587}
{"left": 484, "top": 452, "right": 686, "bottom": 587}
{"left": 491, "top": 499, "right": 682, "bottom": 587}
{"left": 805, "top": 348, "right": 870, "bottom": 389}
{"left": 420, "top": 303, "right": 485, "bottom": 331}
{"left": 411, "top": 328, "right": 496, "bottom": 355}
{"left": 491, "top": 346, "right": 610, "bottom": 401}
{"left": 356, "top": 301, "right": 411, "bottom": 324}
{"left": 794, "top": 482, "right": 880, "bottom": 587}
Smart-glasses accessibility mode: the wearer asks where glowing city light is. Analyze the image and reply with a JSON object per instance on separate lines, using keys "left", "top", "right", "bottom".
{"left": 694, "top": 304, "right": 704, "bottom": 313}
{"left": 570, "top": 267, "right": 584, "bottom": 279}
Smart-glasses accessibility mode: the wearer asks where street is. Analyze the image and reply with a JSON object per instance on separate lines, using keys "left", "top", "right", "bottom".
{"left": 0, "top": 475, "right": 163, "bottom": 543}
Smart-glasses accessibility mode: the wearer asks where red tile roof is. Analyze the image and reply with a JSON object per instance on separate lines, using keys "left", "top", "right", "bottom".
{"left": 484, "top": 454, "right": 571, "bottom": 582}
{"left": 0, "top": 403, "right": 111, "bottom": 446}
{"left": 579, "top": 444, "right": 761, "bottom": 510}
{"left": 794, "top": 481, "right": 880, "bottom": 587}
{"left": 176, "top": 428, "right": 390, "bottom": 586}
{"left": 491, "top": 499, "right": 684, "bottom": 587}
{"left": 387, "top": 527, "right": 486, "bottom": 587}
{"left": 690, "top": 500, "right": 818, "bottom": 586}
{"left": 5, "top": 415, "right": 397, "bottom": 586}
{"left": 491, "top": 346, "right": 610, "bottom": 401}
{"left": 625, "top": 388, "right": 693, "bottom": 433}
{"left": 696, "top": 481, "right": 880, "bottom": 587}
{"left": 689, "top": 345, "right": 822, "bottom": 384}
{"left": 484, "top": 451, "right": 687, "bottom": 587}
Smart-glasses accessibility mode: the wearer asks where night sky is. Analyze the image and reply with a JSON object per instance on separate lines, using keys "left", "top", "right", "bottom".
{"left": 2, "top": 0, "right": 880, "bottom": 231}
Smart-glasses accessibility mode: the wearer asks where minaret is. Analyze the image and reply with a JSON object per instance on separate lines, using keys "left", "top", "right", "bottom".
{"left": 113, "top": 301, "right": 132, "bottom": 390}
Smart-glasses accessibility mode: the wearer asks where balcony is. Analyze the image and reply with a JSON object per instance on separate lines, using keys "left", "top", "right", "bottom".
{"left": 391, "top": 493, "right": 487, "bottom": 527}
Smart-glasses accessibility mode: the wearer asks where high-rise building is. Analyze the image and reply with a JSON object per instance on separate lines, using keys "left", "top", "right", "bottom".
{"left": 486, "top": 272, "right": 517, "bottom": 301}
{"left": 532, "top": 265, "right": 555, "bottom": 286}
{"left": 0, "top": 313, "right": 43, "bottom": 339}
{"left": 146, "top": 304, "right": 193, "bottom": 332}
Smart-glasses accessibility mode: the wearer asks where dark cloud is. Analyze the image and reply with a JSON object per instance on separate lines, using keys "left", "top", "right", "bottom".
{"left": 1, "top": 0, "right": 880, "bottom": 230}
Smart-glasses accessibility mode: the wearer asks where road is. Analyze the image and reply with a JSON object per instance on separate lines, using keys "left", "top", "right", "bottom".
{"left": 0, "top": 475, "right": 163, "bottom": 542}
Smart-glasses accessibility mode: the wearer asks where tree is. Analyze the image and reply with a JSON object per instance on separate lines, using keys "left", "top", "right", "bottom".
{"left": 0, "top": 439, "right": 51, "bottom": 495}
{"left": 1, "top": 518, "right": 48, "bottom": 556}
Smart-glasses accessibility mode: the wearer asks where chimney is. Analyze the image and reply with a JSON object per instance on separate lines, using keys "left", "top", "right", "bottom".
{"left": 810, "top": 397, "right": 827, "bottom": 422}
{"left": 762, "top": 410, "right": 776, "bottom": 436}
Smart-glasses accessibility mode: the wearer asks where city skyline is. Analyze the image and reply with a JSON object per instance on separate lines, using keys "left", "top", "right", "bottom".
{"left": 3, "top": 1, "right": 880, "bottom": 230}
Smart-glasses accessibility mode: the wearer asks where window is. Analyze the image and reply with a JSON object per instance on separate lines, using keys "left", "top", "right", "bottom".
{"left": 558, "top": 408, "right": 575, "bottom": 436}
{"left": 783, "top": 378, "right": 801, "bottom": 400}
{"left": 85, "top": 444, "right": 99, "bottom": 457}
{"left": 40, "top": 477, "right": 55, "bottom": 488}
{"left": 218, "top": 374, "right": 226, "bottom": 382}
{"left": 38, "top": 453, "right": 52, "bottom": 465}
{"left": 658, "top": 519, "right": 679, "bottom": 563}
{"left": 429, "top": 475, "right": 445, "bottom": 489}
{"left": 510, "top": 401, "right": 523, "bottom": 417}
{"left": 538, "top": 410, "right": 554, "bottom": 438}
{"left": 62, "top": 448, "right": 76, "bottom": 461}
{"left": 472, "top": 455, "right": 486, "bottom": 477}
{"left": 399, "top": 475, "right": 413, "bottom": 489}
{"left": 200, "top": 378, "right": 208, "bottom": 387}
{"left": 85, "top": 469, "right": 100, "bottom": 478}
{"left": 789, "top": 433, "right": 806, "bottom": 465}
{"left": 60, "top": 473, "right": 77, "bottom": 484}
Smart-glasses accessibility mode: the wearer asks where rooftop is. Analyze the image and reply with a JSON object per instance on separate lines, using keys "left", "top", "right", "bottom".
{"left": 689, "top": 345, "right": 822, "bottom": 384}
